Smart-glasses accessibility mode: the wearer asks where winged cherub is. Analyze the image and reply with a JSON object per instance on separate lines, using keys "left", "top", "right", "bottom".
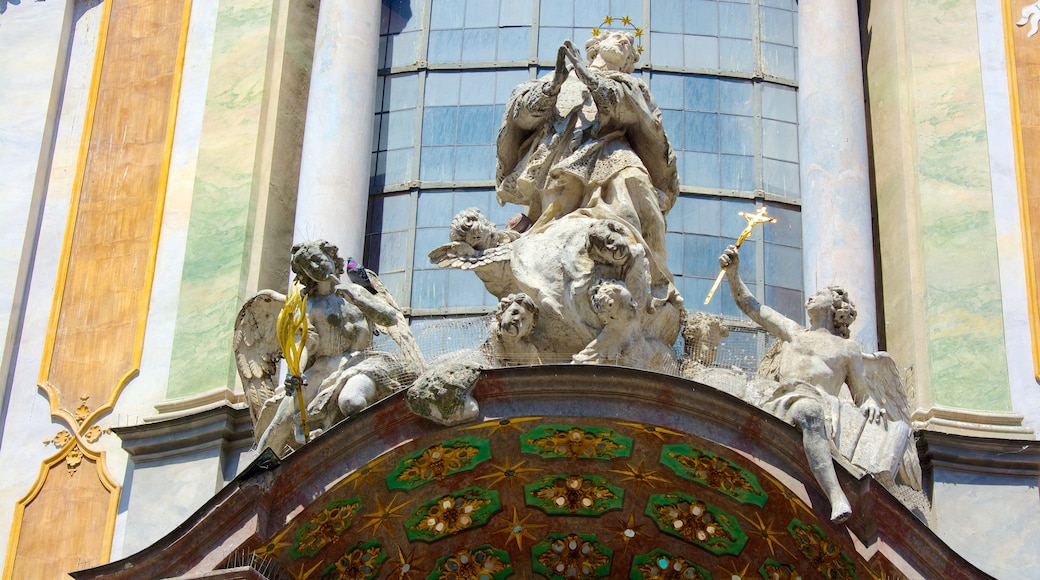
{"left": 719, "top": 245, "right": 920, "bottom": 523}
{"left": 234, "top": 240, "right": 422, "bottom": 457}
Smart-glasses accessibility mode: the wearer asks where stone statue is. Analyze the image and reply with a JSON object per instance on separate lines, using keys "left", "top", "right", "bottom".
{"left": 719, "top": 245, "right": 921, "bottom": 522}
{"left": 482, "top": 292, "right": 541, "bottom": 366}
{"left": 426, "top": 32, "right": 683, "bottom": 374}
{"left": 234, "top": 240, "right": 423, "bottom": 457}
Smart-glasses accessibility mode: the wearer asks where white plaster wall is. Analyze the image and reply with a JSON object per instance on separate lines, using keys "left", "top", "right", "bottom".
{"left": 976, "top": 0, "right": 1040, "bottom": 432}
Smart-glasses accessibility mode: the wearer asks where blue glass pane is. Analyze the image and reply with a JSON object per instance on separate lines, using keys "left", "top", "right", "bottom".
{"left": 430, "top": 0, "right": 464, "bottom": 29}
{"left": 762, "top": 119, "right": 798, "bottom": 163}
{"left": 387, "top": 31, "right": 420, "bottom": 68}
{"left": 763, "top": 159, "right": 799, "bottom": 198}
{"left": 385, "top": 73, "right": 419, "bottom": 111}
{"left": 448, "top": 269, "right": 491, "bottom": 307}
{"left": 666, "top": 232, "right": 683, "bottom": 273}
{"left": 649, "top": 33, "right": 683, "bottom": 68}
{"left": 385, "top": 109, "right": 415, "bottom": 150}
{"left": 685, "top": 152, "right": 720, "bottom": 189}
{"left": 650, "top": 73, "right": 683, "bottom": 109}
{"left": 719, "top": 114, "right": 752, "bottom": 156}
{"left": 423, "top": 107, "right": 458, "bottom": 145}
{"left": 719, "top": 2, "right": 752, "bottom": 39}
{"left": 762, "top": 0, "right": 795, "bottom": 9}
{"left": 501, "top": 0, "right": 533, "bottom": 26}
{"left": 372, "top": 113, "right": 384, "bottom": 152}
{"left": 764, "top": 242, "right": 802, "bottom": 289}
{"left": 720, "top": 154, "right": 753, "bottom": 190}
{"left": 465, "top": 0, "right": 499, "bottom": 27}
{"left": 416, "top": 190, "right": 455, "bottom": 228}
{"left": 721, "top": 279, "right": 755, "bottom": 318}
{"left": 425, "top": 72, "right": 461, "bottom": 106}
{"left": 684, "top": 112, "right": 719, "bottom": 153}
{"left": 718, "top": 79, "right": 752, "bottom": 115}
{"left": 762, "top": 83, "right": 797, "bottom": 122}
{"left": 650, "top": 0, "right": 683, "bottom": 34}
{"left": 384, "top": 148, "right": 414, "bottom": 185}
{"left": 539, "top": 0, "right": 573, "bottom": 26}
{"left": 429, "top": 29, "right": 463, "bottom": 62}
{"left": 763, "top": 203, "right": 801, "bottom": 247}
{"left": 454, "top": 145, "right": 495, "bottom": 180}
{"left": 457, "top": 105, "right": 495, "bottom": 144}
{"left": 378, "top": 230, "right": 410, "bottom": 273}
{"left": 719, "top": 38, "right": 753, "bottom": 73}
{"left": 459, "top": 71, "right": 497, "bottom": 105}
{"left": 498, "top": 27, "right": 531, "bottom": 61}
{"left": 611, "top": 0, "right": 641, "bottom": 19}
{"left": 420, "top": 147, "right": 455, "bottom": 181}
{"left": 376, "top": 271, "right": 408, "bottom": 306}
{"left": 414, "top": 227, "right": 449, "bottom": 268}
{"left": 761, "top": 7, "right": 794, "bottom": 45}
{"left": 538, "top": 27, "right": 572, "bottom": 61}
{"left": 720, "top": 199, "right": 756, "bottom": 238}
{"left": 497, "top": 69, "right": 531, "bottom": 102}
{"left": 462, "top": 28, "right": 497, "bottom": 62}
{"left": 684, "top": 35, "right": 719, "bottom": 70}
{"left": 686, "top": 1, "right": 718, "bottom": 36}
{"left": 762, "top": 43, "right": 797, "bottom": 80}
{"left": 660, "top": 109, "right": 684, "bottom": 149}
{"left": 451, "top": 189, "right": 493, "bottom": 214}
{"left": 684, "top": 76, "right": 718, "bottom": 112}
{"left": 683, "top": 196, "right": 722, "bottom": 236}
{"left": 487, "top": 201, "right": 527, "bottom": 224}
{"left": 574, "top": 0, "right": 610, "bottom": 31}
{"left": 684, "top": 234, "right": 722, "bottom": 277}
{"left": 765, "top": 285, "right": 804, "bottom": 323}
{"left": 688, "top": 277, "right": 720, "bottom": 315}
{"left": 412, "top": 269, "right": 448, "bottom": 309}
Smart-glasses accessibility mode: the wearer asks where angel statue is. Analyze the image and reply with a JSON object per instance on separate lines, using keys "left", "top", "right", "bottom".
{"left": 234, "top": 240, "right": 423, "bottom": 457}
{"left": 719, "top": 245, "right": 921, "bottom": 523}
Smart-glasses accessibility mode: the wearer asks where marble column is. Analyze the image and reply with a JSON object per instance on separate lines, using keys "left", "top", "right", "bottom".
{"left": 797, "top": 0, "right": 878, "bottom": 350}
{"left": 294, "top": 0, "right": 382, "bottom": 260}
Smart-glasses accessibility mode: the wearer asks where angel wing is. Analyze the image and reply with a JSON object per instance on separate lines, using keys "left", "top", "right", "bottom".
{"left": 428, "top": 240, "right": 513, "bottom": 270}
{"left": 359, "top": 269, "right": 426, "bottom": 370}
{"left": 233, "top": 290, "right": 285, "bottom": 441}
{"left": 862, "top": 351, "right": 922, "bottom": 490}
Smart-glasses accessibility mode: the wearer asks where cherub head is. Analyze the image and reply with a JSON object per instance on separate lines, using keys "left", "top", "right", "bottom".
{"left": 681, "top": 311, "right": 730, "bottom": 366}
{"left": 805, "top": 286, "right": 857, "bottom": 339}
{"left": 494, "top": 293, "right": 538, "bottom": 340}
{"left": 590, "top": 280, "right": 637, "bottom": 324}
{"left": 587, "top": 220, "right": 632, "bottom": 267}
{"left": 449, "top": 208, "right": 496, "bottom": 250}
{"left": 290, "top": 240, "right": 344, "bottom": 292}
{"left": 585, "top": 30, "right": 639, "bottom": 73}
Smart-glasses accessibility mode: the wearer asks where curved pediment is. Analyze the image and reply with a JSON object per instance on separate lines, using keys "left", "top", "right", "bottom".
{"left": 74, "top": 366, "right": 990, "bottom": 579}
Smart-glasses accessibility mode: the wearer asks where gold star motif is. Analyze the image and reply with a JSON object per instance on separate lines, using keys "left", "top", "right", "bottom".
{"left": 761, "top": 472, "right": 815, "bottom": 518}
{"left": 592, "top": 27, "right": 601, "bottom": 36}
{"left": 359, "top": 494, "right": 412, "bottom": 536}
{"left": 388, "top": 546, "right": 426, "bottom": 579}
{"left": 718, "top": 561, "right": 753, "bottom": 578}
{"left": 494, "top": 508, "right": 546, "bottom": 550}
{"left": 608, "top": 511, "right": 646, "bottom": 553}
{"left": 290, "top": 561, "right": 324, "bottom": 580}
{"left": 617, "top": 421, "right": 682, "bottom": 442}
{"left": 621, "top": 15, "right": 632, "bottom": 25}
{"left": 608, "top": 461, "right": 669, "bottom": 493}
{"left": 634, "top": 28, "right": 644, "bottom": 38}
{"left": 741, "top": 512, "right": 795, "bottom": 558}
{"left": 252, "top": 536, "right": 293, "bottom": 559}
{"left": 462, "top": 416, "right": 541, "bottom": 437}
{"left": 338, "top": 455, "right": 389, "bottom": 492}
{"left": 603, "top": 15, "right": 614, "bottom": 24}
{"left": 636, "top": 45, "right": 644, "bottom": 54}
{"left": 475, "top": 459, "right": 540, "bottom": 489}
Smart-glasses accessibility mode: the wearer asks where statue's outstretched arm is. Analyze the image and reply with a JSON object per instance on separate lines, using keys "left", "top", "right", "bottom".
{"left": 336, "top": 282, "right": 397, "bottom": 328}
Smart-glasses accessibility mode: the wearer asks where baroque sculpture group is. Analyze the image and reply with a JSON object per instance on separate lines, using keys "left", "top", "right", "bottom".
{"left": 234, "top": 32, "right": 920, "bottom": 523}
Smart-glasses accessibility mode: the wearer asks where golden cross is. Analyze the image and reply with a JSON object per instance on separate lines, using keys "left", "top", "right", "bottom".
{"left": 703, "top": 207, "right": 777, "bottom": 305}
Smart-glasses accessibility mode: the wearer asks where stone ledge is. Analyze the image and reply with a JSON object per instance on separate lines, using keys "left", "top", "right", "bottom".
{"left": 911, "top": 405, "right": 1035, "bottom": 440}
{"left": 917, "top": 429, "right": 1040, "bottom": 478}
{"left": 113, "top": 404, "right": 253, "bottom": 462}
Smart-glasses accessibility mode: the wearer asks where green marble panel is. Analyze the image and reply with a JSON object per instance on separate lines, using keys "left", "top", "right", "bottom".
{"left": 167, "top": 0, "right": 275, "bottom": 398}
{"left": 907, "top": 0, "right": 1011, "bottom": 411}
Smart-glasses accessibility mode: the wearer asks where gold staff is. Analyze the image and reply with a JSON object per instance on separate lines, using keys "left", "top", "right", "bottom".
{"left": 277, "top": 280, "right": 311, "bottom": 443}
{"left": 703, "top": 206, "right": 777, "bottom": 305}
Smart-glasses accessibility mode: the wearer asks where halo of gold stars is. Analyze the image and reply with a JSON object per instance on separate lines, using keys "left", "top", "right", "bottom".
{"left": 593, "top": 15, "right": 645, "bottom": 54}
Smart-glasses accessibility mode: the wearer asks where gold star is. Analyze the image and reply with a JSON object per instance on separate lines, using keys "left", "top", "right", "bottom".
{"left": 290, "top": 561, "right": 325, "bottom": 580}
{"left": 252, "top": 536, "right": 292, "bottom": 559}
{"left": 608, "top": 511, "right": 645, "bottom": 550}
{"left": 359, "top": 493, "right": 412, "bottom": 536}
{"left": 604, "top": 15, "right": 614, "bottom": 25}
{"left": 388, "top": 546, "right": 426, "bottom": 579}
{"left": 718, "top": 561, "right": 752, "bottom": 578}
{"left": 741, "top": 512, "right": 795, "bottom": 558}
{"left": 617, "top": 421, "right": 682, "bottom": 442}
{"left": 761, "top": 472, "right": 815, "bottom": 518}
{"left": 475, "top": 459, "right": 540, "bottom": 489}
{"left": 608, "top": 461, "right": 669, "bottom": 493}
{"left": 338, "top": 455, "right": 389, "bottom": 492}
{"left": 634, "top": 28, "right": 644, "bottom": 38}
{"left": 494, "top": 508, "right": 545, "bottom": 550}
{"left": 621, "top": 15, "right": 632, "bottom": 25}
{"left": 592, "top": 27, "right": 601, "bottom": 36}
{"left": 636, "top": 45, "right": 644, "bottom": 54}
{"left": 462, "top": 416, "right": 541, "bottom": 437}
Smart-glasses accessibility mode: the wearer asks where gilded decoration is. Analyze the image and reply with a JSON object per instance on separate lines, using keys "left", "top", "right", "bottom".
{"left": 787, "top": 519, "right": 857, "bottom": 580}
{"left": 531, "top": 533, "right": 613, "bottom": 579}
{"left": 387, "top": 437, "right": 492, "bottom": 491}
{"left": 291, "top": 497, "right": 362, "bottom": 559}
{"left": 521, "top": 425, "right": 632, "bottom": 460}
{"left": 631, "top": 548, "right": 711, "bottom": 580}
{"left": 426, "top": 545, "right": 512, "bottom": 580}
{"left": 660, "top": 443, "right": 767, "bottom": 507}
{"left": 404, "top": 487, "right": 500, "bottom": 542}
{"left": 760, "top": 558, "right": 802, "bottom": 580}
{"left": 645, "top": 491, "right": 748, "bottom": 556}
{"left": 319, "top": 539, "right": 385, "bottom": 580}
{"left": 524, "top": 474, "right": 623, "bottom": 515}
{"left": 240, "top": 418, "right": 909, "bottom": 579}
